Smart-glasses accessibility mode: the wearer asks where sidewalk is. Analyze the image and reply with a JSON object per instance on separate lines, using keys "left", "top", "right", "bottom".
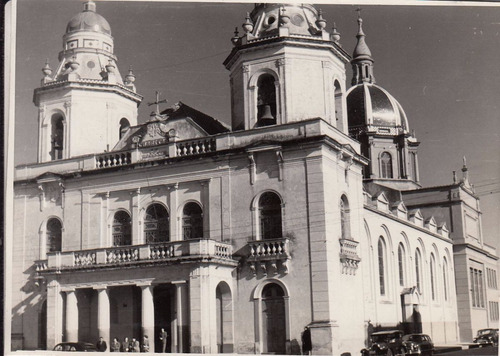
{"left": 434, "top": 343, "right": 482, "bottom": 354}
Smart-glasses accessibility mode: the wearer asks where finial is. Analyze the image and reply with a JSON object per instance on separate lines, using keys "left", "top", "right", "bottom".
{"left": 242, "top": 12, "right": 254, "bottom": 34}
{"left": 462, "top": 156, "right": 467, "bottom": 170}
{"left": 42, "top": 58, "right": 52, "bottom": 77}
{"left": 331, "top": 22, "right": 341, "bottom": 43}
{"left": 279, "top": 6, "right": 290, "bottom": 27}
{"left": 356, "top": 7, "right": 365, "bottom": 36}
{"left": 83, "top": 0, "right": 96, "bottom": 12}
{"left": 125, "top": 65, "right": 136, "bottom": 84}
{"left": 316, "top": 9, "right": 327, "bottom": 30}
{"left": 461, "top": 156, "right": 470, "bottom": 184}
{"left": 452, "top": 171, "right": 457, "bottom": 184}
{"left": 231, "top": 27, "right": 240, "bottom": 46}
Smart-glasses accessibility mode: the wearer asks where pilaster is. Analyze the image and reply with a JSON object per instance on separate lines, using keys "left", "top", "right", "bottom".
{"left": 169, "top": 183, "right": 179, "bottom": 241}
{"left": 132, "top": 188, "right": 141, "bottom": 244}
{"left": 46, "top": 280, "right": 64, "bottom": 349}
{"left": 95, "top": 286, "right": 110, "bottom": 347}
{"left": 65, "top": 289, "right": 79, "bottom": 342}
{"left": 139, "top": 283, "right": 155, "bottom": 353}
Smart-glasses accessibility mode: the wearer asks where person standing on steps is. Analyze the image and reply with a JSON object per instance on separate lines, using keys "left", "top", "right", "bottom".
{"left": 302, "top": 326, "right": 312, "bottom": 355}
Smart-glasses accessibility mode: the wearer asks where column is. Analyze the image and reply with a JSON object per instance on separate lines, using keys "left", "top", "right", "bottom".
{"left": 173, "top": 281, "right": 188, "bottom": 353}
{"left": 132, "top": 188, "right": 141, "bottom": 244}
{"left": 189, "top": 267, "right": 212, "bottom": 353}
{"left": 140, "top": 283, "right": 155, "bottom": 353}
{"left": 65, "top": 289, "right": 79, "bottom": 342}
{"left": 169, "top": 183, "right": 178, "bottom": 241}
{"left": 46, "top": 281, "right": 64, "bottom": 349}
{"left": 95, "top": 287, "right": 110, "bottom": 348}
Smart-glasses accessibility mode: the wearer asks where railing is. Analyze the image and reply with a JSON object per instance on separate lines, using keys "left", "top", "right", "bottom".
{"left": 176, "top": 138, "right": 216, "bottom": 157}
{"left": 246, "top": 238, "right": 290, "bottom": 276}
{"left": 95, "top": 152, "right": 132, "bottom": 168}
{"left": 43, "top": 239, "right": 235, "bottom": 271}
{"left": 35, "top": 259, "right": 48, "bottom": 272}
{"left": 248, "top": 238, "right": 290, "bottom": 260}
{"left": 106, "top": 246, "right": 139, "bottom": 263}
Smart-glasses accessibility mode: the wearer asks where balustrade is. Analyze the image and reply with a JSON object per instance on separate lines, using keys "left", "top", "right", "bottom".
{"left": 176, "top": 138, "right": 216, "bottom": 157}
{"left": 149, "top": 243, "right": 175, "bottom": 259}
{"left": 74, "top": 251, "right": 97, "bottom": 266}
{"left": 106, "top": 246, "right": 139, "bottom": 264}
{"left": 339, "top": 238, "right": 361, "bottom": 275}
{"left": 246, "top": 238, "right": 290, "bottom": 276}
{"left": 95, "top": 152, "right": 131, "bottom": 168}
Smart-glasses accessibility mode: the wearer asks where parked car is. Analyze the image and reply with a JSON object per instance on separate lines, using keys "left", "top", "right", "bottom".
{"left": 473, "top": 328, "right": 499, "bottom": 346}
{"left": 53, "top": 342, "right": 97, "bottom": 352}
{"left": 361, "top": 330, "right": 405, "bottom": 356}
{"left": 402, "top": 334, "right": 434, "bottom": 355}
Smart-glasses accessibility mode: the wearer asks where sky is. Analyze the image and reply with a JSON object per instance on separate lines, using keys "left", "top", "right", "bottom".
{"left": 12, "top": 0, "right": 500, "bottom": 248}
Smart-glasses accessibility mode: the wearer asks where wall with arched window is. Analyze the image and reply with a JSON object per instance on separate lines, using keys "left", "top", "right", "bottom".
{"left": 182, "top": 202, "right": 203, "bottom": 239}
{"left": 380, "top": 152, "right": 393, "bottom": 179}
{"left": 50, "top": 113, "right": 65, "bottom": 160}
{"left": 46, "top": 218, "right": 62, "bottom": 253}
{"left": 257, "top": 192, "right": 283, "bottom": 240}
{"left": 112, "top": 210, "right": 132, "bottom": 246}
{"left": 334, "top": 80, "right": 344, "bottom": 129}
{"left": 442, "top": 257, "right": 449, "bottom": 302}
{"left": 144, "top": 203, "right": 169, "bottom": 243}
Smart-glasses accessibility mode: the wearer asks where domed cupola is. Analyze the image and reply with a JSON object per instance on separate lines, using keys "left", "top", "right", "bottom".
{"left": 224, "top": 3, "right": 351, "bottom": 132}
{"left": 33, "top": 0, "right": 142, "bottom": 163}
{"left": 346, "top": 14, "right": 420, "bottom": 190}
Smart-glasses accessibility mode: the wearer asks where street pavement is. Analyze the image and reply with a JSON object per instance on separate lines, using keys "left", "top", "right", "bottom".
{"left": 438, "top": 345, "right": 498, "bottom": 355}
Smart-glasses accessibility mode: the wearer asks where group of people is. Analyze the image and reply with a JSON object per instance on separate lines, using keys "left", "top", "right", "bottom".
{"left": 96, "top": 335, "right": 150, "bottom": 352}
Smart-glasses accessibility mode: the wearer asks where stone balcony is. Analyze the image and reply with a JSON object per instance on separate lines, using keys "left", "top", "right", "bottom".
{"left": 246, "top": 238, "right": 291, "bottom": 276}
{"left": 339, "top": 238, "right": 361, "bottom": 275}
{"left": 37, "top": 239, "right": 236, "bottom": 274}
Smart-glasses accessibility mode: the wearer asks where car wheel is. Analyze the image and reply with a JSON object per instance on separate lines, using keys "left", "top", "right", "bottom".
{"left": 387, "top": 349, "right": 393, "bottom": 356}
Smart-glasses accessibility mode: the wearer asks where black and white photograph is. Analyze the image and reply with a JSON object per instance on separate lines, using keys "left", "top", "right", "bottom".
{"left": 4, "top": 0, "right": 500, "bottom": 355}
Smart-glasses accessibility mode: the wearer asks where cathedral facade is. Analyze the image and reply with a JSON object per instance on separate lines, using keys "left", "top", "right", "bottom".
{"left": 10, "top": 2, "right": 499, "bottom": 355}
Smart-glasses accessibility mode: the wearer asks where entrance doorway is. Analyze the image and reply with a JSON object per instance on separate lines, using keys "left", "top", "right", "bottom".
{"left": 154, "top": 284, "right": 175, "bottom": 353}
{"left": 261, "top": 283, "right": 286, "bottom": 354}
{"left": 216, "top": 282, "right": 233, "bottom": 353}
{"left": 38, "top": 300, "right": 47, "bottom": 350}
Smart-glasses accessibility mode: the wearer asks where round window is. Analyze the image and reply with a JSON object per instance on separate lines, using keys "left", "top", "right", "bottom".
{"left": 87, "top": 61, "right": 95, "bottom": 68}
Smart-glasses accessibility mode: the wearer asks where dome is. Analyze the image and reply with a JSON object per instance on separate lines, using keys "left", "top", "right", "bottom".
{"left": 346, "top": 83, "right": 409, "bottom": 133}
{"left": 66, "top": 1, "right": 111, "bottom": 35}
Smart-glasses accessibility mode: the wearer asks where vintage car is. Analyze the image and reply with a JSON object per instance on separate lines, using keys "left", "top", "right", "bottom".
{"left": 53, "top": 342, "right": 97, "bottom": 352}
{"left": 361, "top": 330, "right": 406, "bottom": 356}
{"left": 402, "top": 334, "right": 434, "bottom": 355}
{"left": 473, "top": 328, "right": 499, "bottom": 346}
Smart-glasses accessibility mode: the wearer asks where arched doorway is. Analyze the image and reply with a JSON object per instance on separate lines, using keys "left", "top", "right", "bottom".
{"left": 261, "top": 283, "right": 286, "bottom": 354}
{"left": 216, "top": 282, "right": 233, "bottom": 353}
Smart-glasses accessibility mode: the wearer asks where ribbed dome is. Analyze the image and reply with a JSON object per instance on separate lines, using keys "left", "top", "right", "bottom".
{"left": 66, "top": 1, "right": 111, "bottom": 35}
{"left": 347, "top": 83, "right": 409, "bottom": 133}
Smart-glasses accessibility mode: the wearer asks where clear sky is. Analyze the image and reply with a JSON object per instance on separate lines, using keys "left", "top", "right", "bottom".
{"left": 13, "top": 0, "right": 500, "bottom": 248}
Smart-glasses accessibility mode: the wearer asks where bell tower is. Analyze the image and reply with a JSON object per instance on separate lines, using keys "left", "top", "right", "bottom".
{"left": 223, "top": 4, "right": 350, "bottom": 132}
{"left": 34, "top": 1, "right": 142, "bottom": 162}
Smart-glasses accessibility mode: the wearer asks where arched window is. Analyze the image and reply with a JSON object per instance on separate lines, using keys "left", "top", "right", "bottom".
{"left": 398, "top": 243, "right": 405, "bottom": 286}
{"left": 430, "top": 253, "right": 437, "bottom": 301}
{"left": 340, "top": 195, "right": 350, "bottom": 240}
{"left": 256, "top": 74, "right": 277, "bottom": 126}
{"left": 112, "top": 211, "right": 132, "bottom": 246}
{"left": 378, "top": 238, "right": 386, "bottom": 296}
{"left": 144, "top": 204, "right": 169, "bottom": 243}
{"left": 50, "top": 114, "right": 64, "bottom": 160}
{"left": 182, "top": 202, "right": 203, "bottom": 239}
{"left": 46, "top": 218, "right": 62, "bottom": 253}
{"left": 334, "top": 80, "right": 343, "bottom": 124}
{"left": 119, "top": 118, "right": 130, "bottom": 139}
{"left": 443, "top": 257, "right": 449, "bottom": 301}
{"left": 380, "top": 152, "right": 393, "bottom": 179}
{"left": 259, "top": 192, "right": 282, "bottom": 240}
{"left": 415, "top": 249, "right": 422, "bottom": 294}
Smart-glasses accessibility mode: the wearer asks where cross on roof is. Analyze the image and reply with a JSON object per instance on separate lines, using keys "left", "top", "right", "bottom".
{"left": 356, "top": 7, "right": 362, "bottom": 19}
{"left": 147, "top": 91, "right": 168, "bottom": 115}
